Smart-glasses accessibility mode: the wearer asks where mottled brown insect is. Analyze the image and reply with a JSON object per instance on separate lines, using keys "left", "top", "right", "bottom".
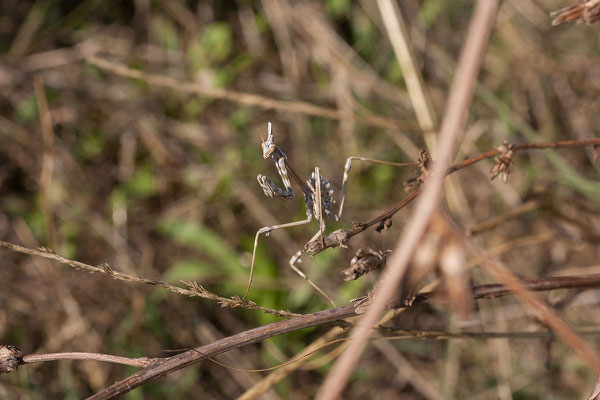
{"left": 244, "top": 122, "right": 415, "bottom": 305}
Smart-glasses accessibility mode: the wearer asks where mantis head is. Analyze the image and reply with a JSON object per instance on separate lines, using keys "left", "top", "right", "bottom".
{"left": 261, "top": 122, "right": 277, "bottom": 159}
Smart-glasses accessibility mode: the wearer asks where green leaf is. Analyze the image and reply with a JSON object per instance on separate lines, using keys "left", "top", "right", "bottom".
{"left": 125, "top": 164, "right": 157, "bottom": 198}
{"left": 14, "top": 95, "right": 38, "bottom": 124}
{"left": 152, "top": 15, "right": 179, "bottom": 50}
{"left": 78, "top": 129, "right": 105, "bottom": 159}
{"left": 419, "top": 0, "right": 444, "bottom": 28}
{"left": 229, "top": 107, "right": 252, "bottom": 131}
{"left": 326, "top": 0, "right": 351, "bottom": 17}
{"left": 187, "top": 36, "right": 206, "bottom": 73}
{"left": 202, "top": 23, "right": 232, "bottom": 63}
{"left": 156, "top": 219, "right": 241, "bottom": 273}
{"left": 163, "top": 259, "right": 218, "bottom": 282}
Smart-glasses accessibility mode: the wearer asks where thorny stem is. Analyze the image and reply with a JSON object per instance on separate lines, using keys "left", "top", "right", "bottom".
{"left": 307, "top": 137, "right": 600, "bottom": 256}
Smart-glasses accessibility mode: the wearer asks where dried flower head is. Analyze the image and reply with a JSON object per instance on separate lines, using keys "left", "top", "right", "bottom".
{"left": 404, "top": 150, "right": 433, "bottom": 191}
{"left": 341, "top": 247, "right": 391, "bottom": 281}
{"left": 490, "top": 139, "right": 515, "bottom": 183}
{"left": 374, "top": 217, "right": 393, "bottom": 233}
{"left": 0, "top": 345, "right": 23, "bottom": 374}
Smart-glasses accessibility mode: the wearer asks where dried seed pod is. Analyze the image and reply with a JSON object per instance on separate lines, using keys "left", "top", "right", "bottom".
{"left": 374, "top": 217, "right": 393, "bottom": 233}
{"left": 418, "top": 150, "right": 432, "bottom": 173}
{"left": 341, "top": 248, "right": 391, "bottom": 281}
{"left": 404, "top": 177, "right": 421, "bottom": 192}
{"left": 490, "top": 139, "right": 515, "bottom": 183}
{"left": 404, "top": 150, "right": 433, "bottom": 191}
{"left": 0, "top": 345, "right": 23, "bottom": 374}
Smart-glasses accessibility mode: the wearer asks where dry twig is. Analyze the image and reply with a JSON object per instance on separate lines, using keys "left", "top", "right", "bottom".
{"left": 0, "top": 240, "right": 298, "bottom": 318}
{"left": 86, "top": 56, "right": 420, "bottom": 132}
{"left": 18, "top": 273, "right": 592, "bottom": 398}
{"left": 307, "top": 137, "right": 600, "bottom": 257}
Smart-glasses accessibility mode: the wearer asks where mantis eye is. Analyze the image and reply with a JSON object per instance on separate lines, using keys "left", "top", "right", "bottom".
{"left": 261, "top": 142, "right": 275, "bottom": 159}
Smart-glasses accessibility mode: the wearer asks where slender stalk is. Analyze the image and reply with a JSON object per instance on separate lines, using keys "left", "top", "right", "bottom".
{"left": 307, "top": 137, "right": 600, "bottom": 256}
{"left": 0, "top": 240, "right": 299, "bottom": 318}
{"left": 23, "top": 353, "right": 153, "bottom": 368}
{"left": 84, "top": 273, "right": 600, "bottom": 399}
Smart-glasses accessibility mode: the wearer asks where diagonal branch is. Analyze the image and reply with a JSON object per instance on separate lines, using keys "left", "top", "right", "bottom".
{"left": 0, "top": 240, "right": 299, "bottom": 318}
{"left": 82, "top": 273, "right": 600, "bottom": 399}
{"left": 306, "top": 137, "right": 600, "bottom": 256}
{"left": 86, "top": 56, "right": 420, "bottom": 132}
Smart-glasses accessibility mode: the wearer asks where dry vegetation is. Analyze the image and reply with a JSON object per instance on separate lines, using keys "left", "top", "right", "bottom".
{"left": 1, "top": 0, "right": 600, "bottom": 399}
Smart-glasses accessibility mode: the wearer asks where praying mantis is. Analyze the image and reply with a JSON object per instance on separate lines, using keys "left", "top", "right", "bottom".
{"left": 243, "top": 122, "right": 415, "bottom": 305}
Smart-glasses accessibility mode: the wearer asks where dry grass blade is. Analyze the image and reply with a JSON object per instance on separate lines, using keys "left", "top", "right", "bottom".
{"left": 376, "top": 0, "right": 437, "bottom": 151}
{"left": 86, "top": 56, "right": 420, "bottom": 132}
{"left": 33, "top": 75, "right": 57, "bottom": 249}
{"left": 0, "top": 240, "right": 298, "bottom": 318}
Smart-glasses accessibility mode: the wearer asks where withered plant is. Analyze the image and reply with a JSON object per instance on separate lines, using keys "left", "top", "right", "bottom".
{"left": 1, "top": 1, "right": 600, "bottom": 399}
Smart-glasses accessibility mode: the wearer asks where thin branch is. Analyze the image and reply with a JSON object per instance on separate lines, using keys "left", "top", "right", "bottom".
{"left": 0, "top": 240, "right": 298, "bottom": 318}
{"left": 378, "top": 329, "right": 600, "bottom": 341}
{"left": 307, "top": 137, "right": 600, "bottom": 256}
{"left": 465, "top": 240, "right": 600, "bottom": 372}
{"left": 446, "top": 138, "right": 600, "bottom": 175}
{"left": 23, "top": 352, "right": 153, "bottom": 368}
{"left": 406, "top": 273, "right": 600, "bottom": 306}
{"left": 86, "top": 305, "right": 357, "bottom": 400}
{"left": 86, "top": 56, "right": 420, "bottom": 132}
{"left": 589, "top": 374, "right": 600, "bottom": 400}
{"left": 84, "top": 273, "right": 600, "bottom": 398}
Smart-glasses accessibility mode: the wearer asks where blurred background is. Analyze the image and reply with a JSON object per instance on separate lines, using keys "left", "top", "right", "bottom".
{"left": 1, "top": 0, "right": 600, "bottom": 398}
